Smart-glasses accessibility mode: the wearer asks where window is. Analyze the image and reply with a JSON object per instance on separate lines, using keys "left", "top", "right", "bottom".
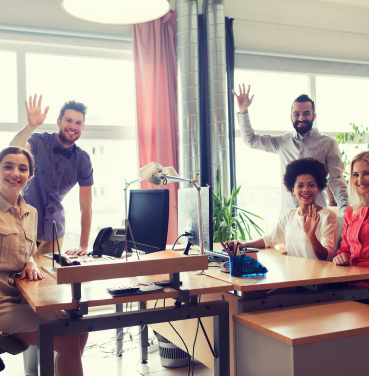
{"left": 234, "top": 70, "right": 309, "bottom": 131}
{"left": 0, "top": 51, "right": 18, "bottom": 123}
{"left": 316, "top": 76, "right": 369, "bottom": 133}
{"left": 234, "top": 70, "right": 310, "bottom": 235}
{"left": 62, "top": 138, "right": 138, "bottom": 251}
{"left": 26, "top": 53, "right": 135, "bottom": 126}
{"left": 0, "top": 38, "right": 138, "bottom": 252}
{"left": 0, "top": 132, "right": 15, "bottom": 151}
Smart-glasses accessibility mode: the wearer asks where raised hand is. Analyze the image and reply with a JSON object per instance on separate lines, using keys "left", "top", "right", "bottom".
{"left": 302, "top": 205, "right": 320, "bottom": 238}
{"left": 232, "top": 83, "right": 254, "bottom": 114}
{"left": 25, "top": 94, "right": 49, "bottom": 128}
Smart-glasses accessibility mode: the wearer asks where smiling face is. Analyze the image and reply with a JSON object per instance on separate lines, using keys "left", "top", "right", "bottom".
{"left": 291, "top": 102, "right": 316, "bottom": 135}
{"left": 57, "top": 109, "right": 85, "bottom": 148}
{"left": 292, "top": 174, "right": 320, "bottom": 207}
{"left": 352, "top": 160, "right": 369, "bottom": 200}
{"left": 0, "top": 153, "right": 31, "bottom": 199}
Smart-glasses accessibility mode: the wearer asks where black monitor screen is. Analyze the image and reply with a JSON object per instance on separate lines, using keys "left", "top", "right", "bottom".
{"left": 127, "top": 189, "right": 169, "bottom": 254}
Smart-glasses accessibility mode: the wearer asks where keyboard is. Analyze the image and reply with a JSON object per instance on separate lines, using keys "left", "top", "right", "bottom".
{"left": 107, "top": 285, "right": 140, "bottom": 295}
{"left": 107, "top": 284, "right": 164, "bottom": 296}
{"left": 81, "top": 256, "right": 118, "bottom": 263}
{"left": 205, "top": 248, "right": 230, "bottom": 262}
{"left": 205, "top": 247, "right": 259, "bottom": 262}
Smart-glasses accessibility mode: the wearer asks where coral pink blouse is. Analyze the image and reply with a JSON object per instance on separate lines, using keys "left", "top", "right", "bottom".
{"left": 337, "top": 206, "right": 369, "bottom": 267}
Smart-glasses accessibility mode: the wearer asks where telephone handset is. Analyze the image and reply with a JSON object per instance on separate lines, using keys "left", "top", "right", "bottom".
{"left": 92, "top": 227, "right": 129, "bottom": 257}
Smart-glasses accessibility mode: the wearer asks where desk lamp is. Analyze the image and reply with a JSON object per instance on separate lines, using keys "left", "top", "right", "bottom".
{"left": 139, "top": 162, "right": 205, "bottom": 269}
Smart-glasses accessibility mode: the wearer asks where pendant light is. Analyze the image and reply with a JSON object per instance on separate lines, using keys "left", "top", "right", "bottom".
{"left": 61, "top": 0, "right": 171, "bottom": 25}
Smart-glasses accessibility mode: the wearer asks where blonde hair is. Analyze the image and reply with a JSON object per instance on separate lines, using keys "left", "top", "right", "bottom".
{"left": 349, "top": 151, "right": 369, "bottom": 211}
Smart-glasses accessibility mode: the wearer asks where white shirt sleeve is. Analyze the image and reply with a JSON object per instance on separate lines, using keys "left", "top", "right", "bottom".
{"left": 262, "top": 210, "right": 292, "bottom": 248}
{"left": 318, "top": 210, "right": 339, "bottom": 261}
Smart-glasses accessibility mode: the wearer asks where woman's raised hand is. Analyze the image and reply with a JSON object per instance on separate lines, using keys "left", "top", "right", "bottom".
{"left": 232, "top": 84, "right": 254, "bottom": 114}
{"left": 333, "top": 253, "right": 351, "bottom": 266}
{"left": 302, "top": 205, "right": 320, "bottom": 238}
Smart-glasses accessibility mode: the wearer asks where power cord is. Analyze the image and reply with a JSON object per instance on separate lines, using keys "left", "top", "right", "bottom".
{"left": 172, "top": 232, "right": 193, "bottom": 251}
{"left": 191, "top": 295, "right": 201, "bottom": 375}
{"left": 168, "top": 322, "right": 191, "bottom": 376}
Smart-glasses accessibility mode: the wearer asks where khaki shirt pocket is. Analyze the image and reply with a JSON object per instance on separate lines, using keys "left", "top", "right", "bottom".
{"left": 0, "top": 224, "right": 21, "bottom": 269}
{"left": 24, "top": 227, "right": 35, "bottom": 258}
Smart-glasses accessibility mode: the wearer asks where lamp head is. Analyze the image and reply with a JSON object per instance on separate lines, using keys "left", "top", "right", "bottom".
{"left": 139, "top": 162, "right": 179, "bottom": 185}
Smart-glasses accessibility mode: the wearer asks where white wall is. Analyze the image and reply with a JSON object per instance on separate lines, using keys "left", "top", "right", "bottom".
{"left": 227, "top": 0, "right": 369, "bottom": 63}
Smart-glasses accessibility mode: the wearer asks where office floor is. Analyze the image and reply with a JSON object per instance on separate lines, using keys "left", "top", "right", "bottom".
{"left": 1, "top": 324, "right": 213, "bottom": 376}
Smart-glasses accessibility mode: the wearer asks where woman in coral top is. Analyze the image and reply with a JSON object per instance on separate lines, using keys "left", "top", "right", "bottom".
{"left": 334, "top": 151, "right": 369, "bottom": 267}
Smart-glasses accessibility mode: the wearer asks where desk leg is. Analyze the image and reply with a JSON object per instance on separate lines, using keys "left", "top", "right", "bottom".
{"left": 37, "top": 323, "right": 54, "bottom": 376}
{"left": 213, "top": 304, "right": 230, "bottom": 376}
{"left": 115, "top": 304, "right": 124, "bottom": 356}
{"left": 139, "top": 301, "right": 149, "bottom": 364}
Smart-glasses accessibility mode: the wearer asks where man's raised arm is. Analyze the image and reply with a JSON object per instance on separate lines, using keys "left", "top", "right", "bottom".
{"left": 232, "top": 83, "right": 279, "bottom": 154}
{"left": 10, "top": 94, "right": 49, "bottom": 151}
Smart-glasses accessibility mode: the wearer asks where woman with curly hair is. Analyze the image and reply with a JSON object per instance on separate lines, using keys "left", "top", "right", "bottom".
{"left": 334, "top": 151, "right": 369, "bottom": 268}
{"left": 237, "top": 158, "right": 339, "bottom": 260}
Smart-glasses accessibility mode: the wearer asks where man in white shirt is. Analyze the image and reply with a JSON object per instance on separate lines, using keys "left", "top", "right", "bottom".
{"left": 232, "top": 84, "right": 348, "bottom": 216}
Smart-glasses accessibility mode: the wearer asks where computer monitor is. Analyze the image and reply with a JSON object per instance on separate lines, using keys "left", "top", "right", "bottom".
{"left": 177, "top": 186, "right": 213, "bottom": 253}
{"left": 126, "top": 189, "right": 169, "bottom": 254}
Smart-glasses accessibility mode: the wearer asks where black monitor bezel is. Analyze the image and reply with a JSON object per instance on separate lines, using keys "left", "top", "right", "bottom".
{"left": 126, "top": 189, "right": 169, "bottom": 254}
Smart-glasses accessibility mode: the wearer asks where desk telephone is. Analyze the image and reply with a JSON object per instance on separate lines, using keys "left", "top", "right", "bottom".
{"left": 92, "top": 227, "right": 129, "bottom": 257}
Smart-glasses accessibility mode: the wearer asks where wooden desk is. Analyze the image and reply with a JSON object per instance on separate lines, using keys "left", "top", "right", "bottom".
{"left": 233, "top": 300, "right": 369, "bottom": 376}
{"left": 152, "top": 249, "right": 369, "bottom": 376}
{"left": 16, "top": 251, "right": 233, "bottom": 376}
{"left": 205, "top": 248, "right": 369, "bottom": 293}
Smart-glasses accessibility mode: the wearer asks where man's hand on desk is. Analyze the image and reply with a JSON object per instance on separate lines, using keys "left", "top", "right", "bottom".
{"left": 65, "top": 246, "right": 88, "bottom": 256}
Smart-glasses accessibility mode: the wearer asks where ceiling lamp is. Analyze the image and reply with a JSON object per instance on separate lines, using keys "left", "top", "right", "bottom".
{"left": 61, "top": 0, "right": 171, "bottom": 25}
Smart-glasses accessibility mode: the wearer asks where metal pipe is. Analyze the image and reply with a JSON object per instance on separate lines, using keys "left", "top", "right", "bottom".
{"left": 203, "top": 0, "right": 230, "bottom": 199}
{"left": 176, "top": 0, "right": 201, "bottom": 185}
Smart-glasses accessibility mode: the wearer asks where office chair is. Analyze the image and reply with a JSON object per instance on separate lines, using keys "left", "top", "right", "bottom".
{"left": 0, "top": 335, "right": 29, "bottom": 372}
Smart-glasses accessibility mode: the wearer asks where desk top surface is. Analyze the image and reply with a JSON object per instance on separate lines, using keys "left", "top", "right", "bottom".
{"left": 16, "top": 253, "right": 233, "bottom": 313}
{"left": 233, "top": 300, "right": 369, "bottom": 346}
{"left": 205, "top": 248, "right": 369, "bottom": 292}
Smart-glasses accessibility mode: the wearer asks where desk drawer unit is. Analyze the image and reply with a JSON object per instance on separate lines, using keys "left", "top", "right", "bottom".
{"left": 233, "top": 300, "right": 369, "bottom": 376}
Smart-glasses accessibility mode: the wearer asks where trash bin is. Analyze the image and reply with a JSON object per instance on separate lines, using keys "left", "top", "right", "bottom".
{"left": 154, "top": 331, "right": 189, "bottom": 368}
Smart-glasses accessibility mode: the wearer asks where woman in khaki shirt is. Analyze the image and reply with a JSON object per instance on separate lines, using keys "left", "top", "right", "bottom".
{"left": 0, "top": 146, "right": 87, "bottom": 376}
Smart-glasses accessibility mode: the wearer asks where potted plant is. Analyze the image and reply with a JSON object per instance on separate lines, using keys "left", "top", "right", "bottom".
{"left": 336, "top": 123, "right": 369, "bottom": 179}
{"left": 212, "top": 171, "right": 264, "bottom": 242}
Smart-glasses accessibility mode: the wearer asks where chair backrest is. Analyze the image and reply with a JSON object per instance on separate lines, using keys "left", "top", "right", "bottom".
{"left": 337, "top": 216, "right": 345, "bottom": 251}
{"left": 0, "top": 336, "right": 29, "bottom": 356}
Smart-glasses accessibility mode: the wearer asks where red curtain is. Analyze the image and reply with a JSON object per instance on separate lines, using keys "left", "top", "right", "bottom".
{"left": 132, "top": 11, "right": 178, "bottom": 245}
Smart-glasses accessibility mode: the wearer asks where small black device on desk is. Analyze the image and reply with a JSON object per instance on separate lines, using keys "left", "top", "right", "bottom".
{"left": 205, "top": 247, "right": 258, "bottom": 262}
{"left": 92, "top": 227, "right": 127, "bottom": 257}
{"left": 57, "top": 253, "right": 81, "bottom": 266}
{"left": 107, "top": 284, "right": 164, "bottom": 296}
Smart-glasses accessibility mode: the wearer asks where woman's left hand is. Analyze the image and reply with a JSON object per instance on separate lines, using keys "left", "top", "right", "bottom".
{"left": 21, "top": 262, "right": 44, "bottom": 281}
{"left": 302, "top": 205, "right": 320, "bottom": 238}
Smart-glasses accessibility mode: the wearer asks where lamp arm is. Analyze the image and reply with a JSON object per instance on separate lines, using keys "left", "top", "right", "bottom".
{"left": 162, "top": 174, "right": 193, "bottom": 185}
{"left": 124, "top": 177, "right": 144, "bottom": 191}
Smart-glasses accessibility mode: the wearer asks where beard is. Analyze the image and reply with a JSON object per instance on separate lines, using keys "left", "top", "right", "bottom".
{"left": 57, "top": 129, "right": 80, "bottom": 147}
{"left": 292, "top": 120, "right": 314, "bottom": 135}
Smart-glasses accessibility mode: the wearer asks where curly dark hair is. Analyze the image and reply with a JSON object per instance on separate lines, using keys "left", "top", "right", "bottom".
{"left": 283, "top": 158, "right": 327, "bottom": 192}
